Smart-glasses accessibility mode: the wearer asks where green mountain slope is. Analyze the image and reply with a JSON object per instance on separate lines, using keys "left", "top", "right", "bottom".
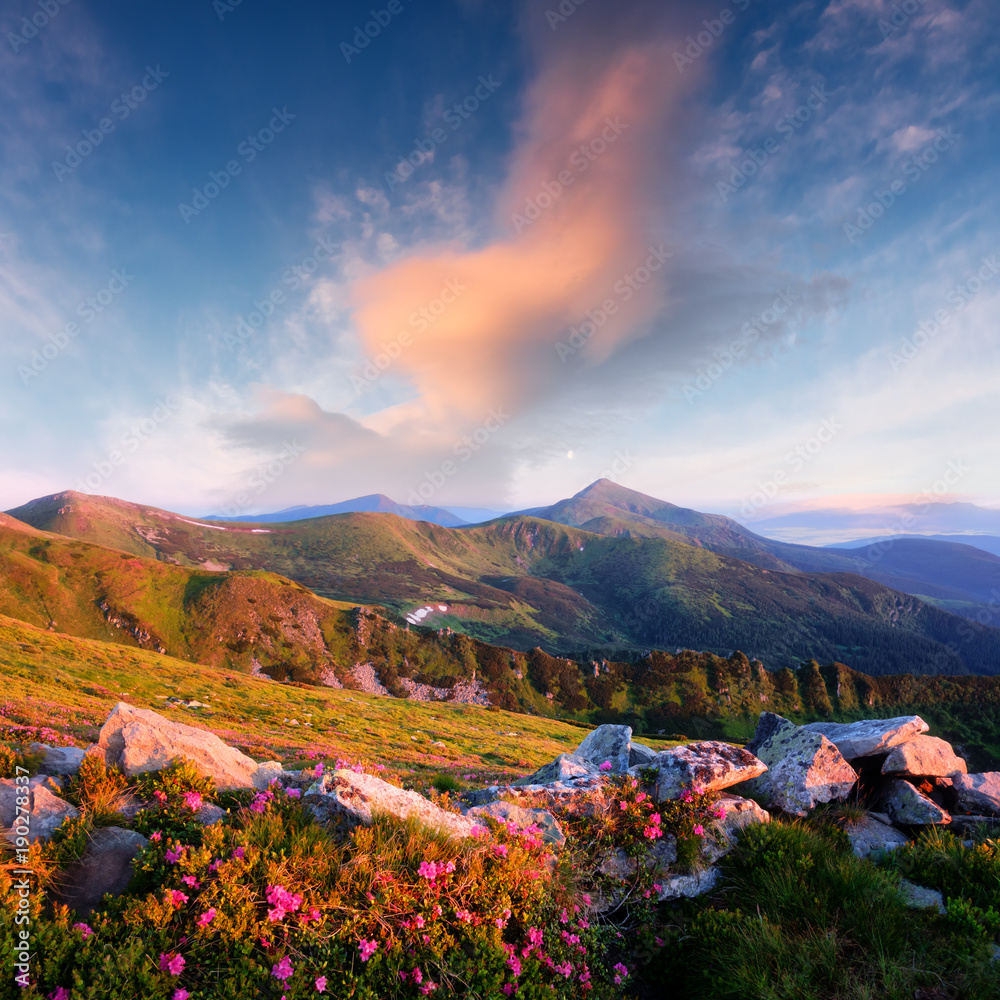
{"left": 8, "top": 491, "right": 1000, "bottom": 676}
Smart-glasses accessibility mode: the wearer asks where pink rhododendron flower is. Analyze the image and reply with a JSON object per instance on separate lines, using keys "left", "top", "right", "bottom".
{"left": 713, "top": 806, "right": 727, "bottom": 819}
{"left": 231, "top": 846, "right": 245, "bottom": 860}
{"left": 613, "top": 962, "right": 628, "bottom": 985}
{"left": 181, "top": 791, "right": 203, "bottom": 811}
{"left": 266, "top": 884, "right": 304, "bottom": 922}
{"left": 49, "top": 988, "right": 71, "bottom": 1000}
{"left": 314, "top": 761, "right": 324, "bottom": 776}
{"left": 599, "top": 760, "right": 613, "bottom": 771}
{"left": 315, "top": 976, "right": 327, "bottom": 992}
{"left": 196, "top": 908, "right": 216, "bottom": 928}
{"left": 272, "top": 955, "right": 294, "bottom": 982}
{"left": 419, "top": 983, "right": 437, "bottom": 995}
{"left": 455, "top": 908, "right": 472, "bottom": 922}
{"left": 358, "top": 939, "right": 378, "bottom": 962}
{"left": 693, "top": 824, "right": 705, "bottom": 836}
{"left": 493, "top": 844, "right": 508, "bottom": 857}
{"left": 165, "top": 846, "right": 184, "bottom": 863}
{"left": 154, "top": 790, "right": 168, "bottom": 804}
{"left": 159, "top": 952, "right": 185, "bottom": 976}
{"left": 469, "top": 824, "right": 487, "bottom": 837}
{"left": 173, "top": 991, "right": 190, "bottom": 1000}
{"left": 149, "top": 831, "right": 162, "bottom": 842}
{"left": 182, "top": 876, "right": 200, "bottom": 888}
{"left": 286, "top": 788, "right": 301, "bottom": 799}
{"left": 168, "top": 890, "right": 189, "bottom": 906}
{"left": 72, "top": 922, "right": 93, "bottom": 940}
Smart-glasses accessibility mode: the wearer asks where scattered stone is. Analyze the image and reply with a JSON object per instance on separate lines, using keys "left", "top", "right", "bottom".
{"left": 743, "top": 713, "right": 857, "bottom": 817}
{"left": 305, "top": 769, "right": 482, "bottom": 840}
{"left": 514, "top": 753, "right": 598, "bottom": 786}
{"left": 948, "top": 814, "right": 1000, "bottom": 831}
{"left": 882, "top": 779, "right": 951, "bottom": 826}
{"left": 28, "top": 743, "right": 85, "bottom": 775}
{"left": 951, "top": 772, "right": 1000, "bottom": 816}
{"left": 656, "top": 867, "right": 719, "bottom": 902}
{"left": 801, "top": 716, "right": 928, "bottom": 760}
{"left": 575, "top": 725, "right": 633, "bottom": 774}
{"left": 645, "top": 741, "right": 767, "bottom": 802}
{"left": 628, "top": 742, "right": 657, "bottom": 767}
{"left": 844, "top": 815, "right": 911, "bottom": 858}
{"left": 56, "top": 827, "right": 149, "bottom": 914}
{"left": 253, "top": 761, "right": 286, "bottom": 791}
{"left": 194, "top": 803, "right": 227, "bottom": 826}
{"left": 96, "top": 702, "right": 261, "bottom": 791}
{"left": 498, "top": 776, "right": 614, "bottom": 819}
{"left": 713, "top": 794, "right": 770, "bottom": 844}
{"left": 882, "top": 736, "right": 967, "bottom": 777}
{"left": 898, "top": 878, "right": 946, "bottom": 915}
{"left": 3, "top": 784, "right": 81, "bottom": 844}
{"left": 464, "top": 800, "right": 565, "bottom": 849}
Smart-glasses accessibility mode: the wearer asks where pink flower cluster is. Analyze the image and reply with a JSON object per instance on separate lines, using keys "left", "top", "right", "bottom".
{"left": 249, "top": 790, "right": 274, "bottom": 814}
{"left": 159, "top": 952, "right": 185, "bottom": 976}
{"left": 72, "top": 922, "right": 93, "bottom": 940}
{"left": 358, "top": 938, "right": 379, "bottom": 962}
{"left": 417, "top": 859, "right": 456, "bottom": 882}
{"left": 266, "top": 884, "right": 304, "bottom": 922}
{"left": 181, "top": 790, "right": 203, "bottom": 811}
{"left": 272, "top": 955, "right": 294, "bottom": 982}
{"left": 643, "top": 812, "right": 663, "bottom": 839}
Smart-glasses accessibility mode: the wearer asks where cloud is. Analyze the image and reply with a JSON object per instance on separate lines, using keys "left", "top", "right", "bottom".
{"left": 347, "top": 32, "right": 697, "bottom": 433}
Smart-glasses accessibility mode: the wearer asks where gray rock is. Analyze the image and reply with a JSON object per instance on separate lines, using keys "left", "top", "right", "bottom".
{"left": 845, "top": 815, "right": 911, "bottom": 858}
{"left": 499, "top": 775, "right": 613, "bottom": 819}
{"left": 882, "top": 779, "right": 951, "bottom": 825}
{"left": 743, "top": 713, "right": 857, "bottom": 817}
{"left": 656, "top": 867, "right": 719, "bottom": 901}
{"left": 646, "top": 741, "right": 767, "bottom": 802}
{"left": 514, "top": 753, "right": 598, "bottom": 786}
{"left": 713, "top": 794, "right": 770, "bottom": 844}
{"left": 28, "top": 743, "right": 86, "bottom": 775}
{"left": 57, "top": 827, "right": 149, "bottom": 914}
{"left": 0, "top": 775, "right": 59, "bottom": 827}
{"left": 464, "top": 800, "right": 565, "bottom": 849}
{"left": 801, "top": 716, "right": 928, "bottom": 760}
{"left": 898, "top": 878, "right": 945, "bottom": 914}
{"left": 97, "top": 702, "right": 260, "bottom": 791}
{"left": 882, "top": 736, "right": 967, "bottom": 777}
{"left": 193, "top": 803, "right": 227, "bottom": 826}
{"left": 575, "top": 725, "right": 633, "bottom": 774}
{"left": 252, "top": 761, "right": 286, "bottom": 790}
{"left": 629, "top": 742, "right": 657, "bottom": 768}
{"left": 951, "top": 772, "right": 1000, "bottom": 816}
{"left": 4, "top": 783, "right": 80, "bottom": 844}
{"left": 305, "top": 769, "right": 482, "bottom": 840}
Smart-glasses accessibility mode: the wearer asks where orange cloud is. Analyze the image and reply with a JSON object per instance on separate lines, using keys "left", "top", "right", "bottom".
{"left": 350, "top": 38, "right": 694, "bottom": 428}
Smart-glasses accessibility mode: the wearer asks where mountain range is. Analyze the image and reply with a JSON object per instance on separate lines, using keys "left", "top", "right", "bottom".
{"left": 7, "top": 480, "right": 1000, "bottom": 678}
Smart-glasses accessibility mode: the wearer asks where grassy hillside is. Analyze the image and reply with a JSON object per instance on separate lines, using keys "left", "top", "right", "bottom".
{"left": 9, "top": 492, "right": 1000, "bottom": 676}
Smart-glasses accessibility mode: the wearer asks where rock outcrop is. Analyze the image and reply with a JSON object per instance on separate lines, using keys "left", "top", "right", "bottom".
{"left": 743, "top": 713, "right": 857, "bottom": 816}
{"left": 844, "top": 814, "right": 911, "bottom": 858}
{"left": 881, "top": 736, "right": 967, "bottom": 777}
{"left": 95, "top": 702, "right": 263, "bottom": 791}
{"left": 515, "top": 753, "right": 599, "bottom": 786}
{"left": 643, "top": 741, "right": 767, "bottom": 802}
{"left": 951, "top": 772, "right": 1000, "bottom": 816}
{"left": 575, "top": 724, "right": 633, "bottom": 774}
{"left": 463, "top": 800, "right": 566, "bottom": 849}
{"left": 882, "top": 778, "right": 951, "bottom": 826}
{"left": 801, "top": 716, "right": 928, "bottom": 759}
{"left": 56, "top": 827, "right": 149, "bottom": 914}
{"left": 2, "top": 777, "right": 79, "bottom": 844}
{"left": 28, "top": 743, "right": 86, "bottom": 775}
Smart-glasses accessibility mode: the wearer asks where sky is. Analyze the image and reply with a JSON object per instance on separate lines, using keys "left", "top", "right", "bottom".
{"left": 1, "top": 0, "right": 998, "bottom": 522}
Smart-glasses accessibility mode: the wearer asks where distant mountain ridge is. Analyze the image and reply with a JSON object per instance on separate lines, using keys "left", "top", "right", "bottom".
{"left": 202, "top": 493, "right": 469, "bottom": 527}
{"left": 8, "top": 487, "right": 1000, "bottom": 677}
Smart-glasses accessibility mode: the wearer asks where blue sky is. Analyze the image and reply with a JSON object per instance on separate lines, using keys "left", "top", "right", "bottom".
{"left": 1, "top": 0, "right": 998, "bottom": 520}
